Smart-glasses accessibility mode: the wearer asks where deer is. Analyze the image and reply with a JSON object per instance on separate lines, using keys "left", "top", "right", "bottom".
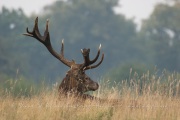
{"left": 23, "top": 17, "right": 104, "bottom": 100}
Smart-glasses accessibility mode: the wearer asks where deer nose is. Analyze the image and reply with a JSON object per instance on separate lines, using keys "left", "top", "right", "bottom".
{"left": 92, "top": 83, "right": 99, "bottom": 91}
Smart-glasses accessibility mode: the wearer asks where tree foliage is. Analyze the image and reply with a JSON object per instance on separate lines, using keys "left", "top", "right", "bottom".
{"left": 140, "top": 3, "right": 180, "bottom": 71}
{"left": 105, "top": 62, "right": 154, "bottom": 85}
{"left": 1, "top": 1, "right": 180, "bottom": 84}
{"left": 0, "top": 7, "right": 29, "bottom": 77}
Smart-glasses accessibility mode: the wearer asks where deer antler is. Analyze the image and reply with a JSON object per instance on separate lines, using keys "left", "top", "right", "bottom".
{"left": 81, "top": 44, "right": 104, "bottom": 70}
{"left": 23, "top": 17, "right": 73, "bottom": 67}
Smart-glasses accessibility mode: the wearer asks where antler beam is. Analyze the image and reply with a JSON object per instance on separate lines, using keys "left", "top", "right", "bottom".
{"left": 23, "top": 17, "right": 73, "bottom": 67}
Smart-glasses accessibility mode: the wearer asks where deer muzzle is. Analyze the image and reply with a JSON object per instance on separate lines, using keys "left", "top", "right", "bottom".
{"left": 89, "top": 82, "right": 99, "bottom": 91}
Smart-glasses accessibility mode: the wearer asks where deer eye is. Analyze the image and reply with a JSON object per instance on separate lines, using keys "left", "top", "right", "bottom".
{"left": 85, "top": 77, "right": 89, "bottom": 81}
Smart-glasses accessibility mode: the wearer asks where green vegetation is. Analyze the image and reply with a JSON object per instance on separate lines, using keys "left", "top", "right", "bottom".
{"left": 105, "top": 62, "right": 154, "bottom": 83}
{"left": 0, "top": 76, "right": 38, "bottom": 97}
{"left": 140, "top": 3, "right": 180, "bottom": 71}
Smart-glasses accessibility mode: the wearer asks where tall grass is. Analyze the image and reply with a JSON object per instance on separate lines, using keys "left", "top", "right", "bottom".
{"left": 0, "top": 70, "right": 180, "bottom": 120}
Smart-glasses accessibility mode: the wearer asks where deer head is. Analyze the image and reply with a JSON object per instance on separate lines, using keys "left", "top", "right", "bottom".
{"left": 23, "top": 17, "right": 104, "bottom": 97}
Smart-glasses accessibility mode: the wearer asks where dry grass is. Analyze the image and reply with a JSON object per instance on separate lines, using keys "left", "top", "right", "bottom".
{"left": 1, "top": 91, "right": 180, "bottom": 120}
{"left": 1, "top": 71, "right": 180, "bottom": 120}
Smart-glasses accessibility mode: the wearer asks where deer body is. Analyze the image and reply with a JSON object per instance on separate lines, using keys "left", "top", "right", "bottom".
{"left": 23, "top": 17, "right": 104, "bottom": 99}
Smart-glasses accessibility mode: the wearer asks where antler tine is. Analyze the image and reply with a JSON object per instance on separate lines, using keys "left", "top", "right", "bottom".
{"left": 23, "top": 27, "right": 33, "bottom": 37}
{"left": 84, "top": 53, "right": 104, "bottom": 70}
{"left": 81, "top": 48, "right": 90, "bottom": 67}
{"left": 42, "top": 19, "right": 51, "bottom": 45}
{"left": 89, "top": 44, "right": 101, "bottom": 65}
{"left": 44, "top": 19, "right": 49, "bottom": 37}
{"left": 61, "top": 39, "right": 64, "bottom": 57}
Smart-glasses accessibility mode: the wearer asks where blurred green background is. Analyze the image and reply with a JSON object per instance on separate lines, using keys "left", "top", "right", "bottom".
{"left": 1, "top": 0, "right": 180, "bottom": 88}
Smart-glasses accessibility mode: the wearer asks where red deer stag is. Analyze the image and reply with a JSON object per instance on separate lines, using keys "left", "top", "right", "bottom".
{"left": 23, "top": 17, "right": 104, "bottom": 100}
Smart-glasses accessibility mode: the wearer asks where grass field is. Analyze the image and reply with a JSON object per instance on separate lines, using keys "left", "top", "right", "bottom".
{"left": 0, "top": 71, "right": 180, "bottom": 120}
